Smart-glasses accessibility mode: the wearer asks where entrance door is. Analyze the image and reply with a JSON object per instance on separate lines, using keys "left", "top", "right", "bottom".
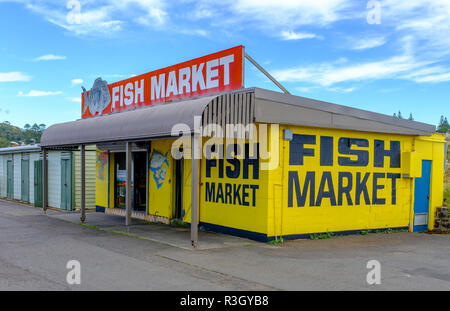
{"left": 21, "top": 159, "right": 29, "bottom": 202}
{"left": 61, "top": 159, "right": 72, "bottom": 210}
{"left": 7, "top": 160, "right": 13, "bottom": 199}
{"left": 34, "top": 160, "right": 43, "bottom": 207}
{"left": 173, "top": 159, "right": 183, "bottom": 219}
{"left": 133, "top": 152, "right": 147, "bottom": 212}
{"left": 413, "top": 160, "right": 431, "bottom": 232}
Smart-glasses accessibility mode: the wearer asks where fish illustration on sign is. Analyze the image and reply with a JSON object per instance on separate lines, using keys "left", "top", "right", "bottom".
{"left": 82, "top": 78, "right": 111, "bottom": 116}
{"left": 149, "top": 150, "right": 170, "bottom": 189}
{"left": 97, "top": 151, "right": 108, "bottom": 180}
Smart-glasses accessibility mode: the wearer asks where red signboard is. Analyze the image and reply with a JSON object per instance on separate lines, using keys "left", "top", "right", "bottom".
{"left": 81, "top": 46, "right": 244, "bottom": 119}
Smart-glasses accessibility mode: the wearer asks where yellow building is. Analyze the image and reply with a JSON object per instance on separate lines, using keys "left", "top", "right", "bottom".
{"left": 41, "top": 88, "right": 446, "bottom": 243}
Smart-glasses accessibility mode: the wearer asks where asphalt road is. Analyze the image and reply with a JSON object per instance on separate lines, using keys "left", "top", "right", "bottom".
{"left": 0, "top": 200, "right": 449, "bottom": 291}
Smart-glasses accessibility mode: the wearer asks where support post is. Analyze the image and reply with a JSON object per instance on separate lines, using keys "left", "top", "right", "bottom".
{"left": 80, "top": 144, "right": 86, "bottom": 223}
{"left": 42, "top": 148, "right": 48, "bottom": 214}
{"left": 125, "top": 142, "right": 132, "bottom": 226}
{"left": 191, "top": 130, "right": 200, "bottom": 248}
{"left": 245, "top": 53, "right": 291, "bottom": 95}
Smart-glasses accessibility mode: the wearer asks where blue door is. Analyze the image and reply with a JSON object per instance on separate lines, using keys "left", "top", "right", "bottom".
{"left": 413, "top": 160, "right": 431, "bottom": 232}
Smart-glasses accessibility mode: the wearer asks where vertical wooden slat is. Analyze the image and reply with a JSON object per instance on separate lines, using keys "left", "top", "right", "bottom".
{"left": 208, "top": 100, "right": 213, "bottom": 136}
{"left": 217, "top": 96, "right": 222, "bottom": 137}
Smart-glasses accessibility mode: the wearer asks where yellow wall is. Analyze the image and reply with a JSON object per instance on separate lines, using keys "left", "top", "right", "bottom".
{"left": 266, "top": 126, "right": 446, "bottom": 238}
{"left": 198, "top": 134, "right": 269, "bottom": 235}
{"left": 95, "top": 149, "right": 109, "bottom": 208}
{"left": 92, "top": 125, "right": 445, "bottom": 240}
{"left": 148, "top": 139, "right": 174, "bottom": 219}
{"left": 414, "top": 134, "right": 446, "bottom": 230}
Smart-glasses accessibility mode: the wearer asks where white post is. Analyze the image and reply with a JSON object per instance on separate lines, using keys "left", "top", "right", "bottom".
{"left": 126, "top": 142, "right": 132, "bottom": 226}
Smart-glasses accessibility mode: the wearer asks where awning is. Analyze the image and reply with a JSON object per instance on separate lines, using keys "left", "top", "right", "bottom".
{"left": 40, "top": 95, "right": 217, "bottom": 148}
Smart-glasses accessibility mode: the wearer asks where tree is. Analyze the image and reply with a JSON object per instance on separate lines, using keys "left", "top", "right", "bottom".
{"left": 437, "top": 115, "right": 449, "bottom": 133}
{"left": 24, "top": 124, "right": 31, "bottom": 130}
{"left": 39, "top": 124, "right": 46, "bottom": 131}
{"left": 31, "top": 123, "right": 40, "bottom": 132}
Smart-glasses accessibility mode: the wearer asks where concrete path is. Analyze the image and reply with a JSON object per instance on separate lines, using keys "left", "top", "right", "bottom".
{"left": 0, "top": 199, "right": 449, "bottom": 290}
{"left": 47, "top": 209, "right": 252, "bottom": 250}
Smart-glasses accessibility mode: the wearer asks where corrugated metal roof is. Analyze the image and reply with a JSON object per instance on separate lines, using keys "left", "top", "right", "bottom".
{"left": 40, "top": 87, "right": 436, "bottom": 148}
{"left": 41, "top": 95, "right": 216, "bottom": 148}
{"left": 253, "top": 88, "right": 435, "bottom": 135}
{"left": 0, "top": 144, "right": 41, "bottom": 154}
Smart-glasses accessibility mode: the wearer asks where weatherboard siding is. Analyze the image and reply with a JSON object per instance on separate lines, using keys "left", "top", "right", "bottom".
{"left": 74, "top": 146, "right": 96, "bottom": 210}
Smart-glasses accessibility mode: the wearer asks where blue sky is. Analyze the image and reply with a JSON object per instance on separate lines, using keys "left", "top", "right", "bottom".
{"left": 0, "top": 0, "right": 449, "bottom": 128}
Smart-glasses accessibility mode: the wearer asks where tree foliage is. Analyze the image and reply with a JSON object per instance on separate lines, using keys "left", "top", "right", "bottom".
{"left": 0, "top": 121, "right": 46, "bottom": 148}
{"left": 393, "top": 111, "right": 414, "bottom": 120}
{"left": 437, "top": 115, "right": 449, "bottom": 133}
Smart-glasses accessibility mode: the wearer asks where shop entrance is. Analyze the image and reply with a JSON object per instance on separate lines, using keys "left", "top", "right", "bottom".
{"left": 114, "top": 151, "right": 147, "bottom": 212}
{"left": 413, "top": 160, "right": 432, "bottom": 232}
{"left": 173, "top": 159, "right": 183, "bottom": 219}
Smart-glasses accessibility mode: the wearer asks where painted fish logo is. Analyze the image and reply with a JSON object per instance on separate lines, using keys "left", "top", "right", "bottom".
{"left": 150, "top": 150, "right": 170, "bottom": 189}
{"left": 97, "top": 151, "right": 108, "bottom": 181}
{"left": 82, "top": 78, "right": 111, "bottom": 116}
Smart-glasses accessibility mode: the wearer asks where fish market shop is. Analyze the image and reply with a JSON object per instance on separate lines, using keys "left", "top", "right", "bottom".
{"left": 40, "top": 46, "right": 447, "bottom": 245}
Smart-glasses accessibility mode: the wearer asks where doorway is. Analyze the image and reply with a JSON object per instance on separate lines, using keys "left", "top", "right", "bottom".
{"left": 113, "top": 151, "right": 147, "bottom": 212}
{"left": 7, "top": 159, "right": 13, "bottom": 199}
{"left": 173, "top": 159, "right": 183, "bottom": 219}
{"left": 34, "top": 160, "right": 43, "bottom": 207}
{"left": 413, "top": 160, "right": 431, "bottom": 232}
{"left": 21, "top": 158, "right": 29, "bottom": 202}
{"left": 133, "top": 152, "right": 147, "bottom": 212}
{"left": 61, "top": 158, "right": 72, "bottom": 210}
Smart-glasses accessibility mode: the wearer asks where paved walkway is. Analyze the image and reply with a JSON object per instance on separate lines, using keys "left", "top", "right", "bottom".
{"left": 1, "top": 199, "right": 449, "bottom": 290}
{"left": 46, "top": 208, "right": 254, "bottom": 250}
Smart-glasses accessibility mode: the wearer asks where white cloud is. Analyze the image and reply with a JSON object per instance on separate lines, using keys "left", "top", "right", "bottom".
{"left": 18, "top": 90, "right": 63, "bottom": 97}
{"left": 350, "top": 37, "right": 386, "bottom": 50}
{"left": 381, "top": 0, "right": 450, "bottom": 57}
{"left": 400, "top": 66, "right": 450, "bottom": 83}
{"left": 280, "top": 31, "right": 320, "bottom": 41}
{"left": 69, "top": 97, "right": 82, "bottom": 103}
{"left": 230, "top": 0, "right": 353, "bottom": 27}
{"left": 0, "top": 72, "right": 31, "bottom": 82}
{"left": 33, "top": 54, "right": 66, "bottom": 61}
{"left": 24, "top": 0, "right": 168, "bottom": 36}
{"left": 412, "top": 72, "right": 450, "bottom": 83}
{"left": 71, "top": 78, "right": 83, "bottom": 86}
{"left": 273, "top": 55, "right": 431, "bottom": 86}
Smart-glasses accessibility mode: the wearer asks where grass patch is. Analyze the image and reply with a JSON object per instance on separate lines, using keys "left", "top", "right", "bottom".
{"left": 81, "top": 224, "right": 99, "bottom": 230}
{"left": 170, "top": 219, "right": 189, "bottom": 228}
{"left": 268, "top": 237, "right": 284, "bottom": 245}
{"left": 384, "top": 228, "right": 409, "bottom": 234}
{"left": 310, "top": 232, "right": 334, "bottom": 240}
